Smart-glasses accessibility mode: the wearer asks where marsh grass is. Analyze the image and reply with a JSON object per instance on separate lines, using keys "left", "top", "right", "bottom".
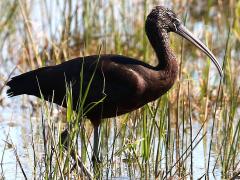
{"left": 0, "top": 0, "right": 240, "bottom": 179}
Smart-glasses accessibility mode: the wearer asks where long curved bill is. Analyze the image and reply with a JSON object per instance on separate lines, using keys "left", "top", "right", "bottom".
{"left": 176, "top": 24, "right": 223, "bottom": 77}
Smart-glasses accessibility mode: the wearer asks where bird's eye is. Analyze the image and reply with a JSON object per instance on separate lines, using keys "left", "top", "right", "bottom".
{"left": 172, "top": 17, "right": 181, "bottom": 27}
{"left": 173, "top": 23, "right": 178, "bottom": 32}
{"left": 174, "top": 18, "right": 181, "bottom": 24}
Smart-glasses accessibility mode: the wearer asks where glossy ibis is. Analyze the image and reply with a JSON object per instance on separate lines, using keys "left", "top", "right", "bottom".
{"left": 6, "top": 6, "right": 223, "bottom": 163}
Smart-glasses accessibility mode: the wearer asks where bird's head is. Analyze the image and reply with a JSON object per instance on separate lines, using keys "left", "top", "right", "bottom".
{"left": 146, "top": 6, "right": 181, "bottom": 33}
{"left": 146, "top": 6, "right": 223, "bottom": 77}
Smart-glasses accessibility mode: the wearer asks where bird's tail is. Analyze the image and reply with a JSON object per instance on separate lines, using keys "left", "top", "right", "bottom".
{"left": 6, "top": 71, "right": 38, "bottom": 97}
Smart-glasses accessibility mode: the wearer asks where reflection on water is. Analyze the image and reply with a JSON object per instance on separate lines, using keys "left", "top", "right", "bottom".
{"left": 0, "top": 0, "right": 239, "bottom": 179}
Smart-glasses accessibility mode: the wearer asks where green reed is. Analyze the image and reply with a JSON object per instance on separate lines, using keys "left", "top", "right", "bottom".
{"left": 0, "top": 0, "right": 240, "bottom": 179}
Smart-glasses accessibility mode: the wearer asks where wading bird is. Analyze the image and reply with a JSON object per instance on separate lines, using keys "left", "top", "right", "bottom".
{"left": 7, "top": 6, "right": 223, "bottom": 163}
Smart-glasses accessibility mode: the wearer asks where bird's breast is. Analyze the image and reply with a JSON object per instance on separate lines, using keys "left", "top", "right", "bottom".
{"left": 143, "top": 64, "right": 178, "bottom": 103}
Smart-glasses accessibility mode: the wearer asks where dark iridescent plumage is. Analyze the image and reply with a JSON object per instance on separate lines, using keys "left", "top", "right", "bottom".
{"left": 6, "top": 6, "right": 222, "bottom": 163}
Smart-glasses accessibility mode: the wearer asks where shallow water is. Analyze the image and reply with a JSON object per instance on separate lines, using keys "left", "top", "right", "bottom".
{"left": 0, "top": 91, "right": 226, "bottom": 179}
{"left": 0, "top": 0, "right": 239, "bottom": 179}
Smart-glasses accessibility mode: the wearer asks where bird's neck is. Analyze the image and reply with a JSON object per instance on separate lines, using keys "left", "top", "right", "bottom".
{"left": 144, "top": 22, "right": 178, "bottom": 102}
{"left": 145, "top": 23, "right": 175, "bottom": 70}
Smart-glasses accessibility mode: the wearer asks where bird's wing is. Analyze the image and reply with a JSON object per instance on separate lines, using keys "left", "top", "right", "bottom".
{"left": 71, "top": 58, "right": 146, "bottom": 110}
{"left": 15, "top": 56, "right": 146, "bottom": 111}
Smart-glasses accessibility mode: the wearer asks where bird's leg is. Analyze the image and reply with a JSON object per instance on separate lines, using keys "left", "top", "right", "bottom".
{"left": 60, "top": 128, "right": 93, "bottom": 178}
{"left": 92, "top": 125, "right": 101, "bottom": 165}
{"left": 60, "top": 128, "right": 70, "bottom": 148}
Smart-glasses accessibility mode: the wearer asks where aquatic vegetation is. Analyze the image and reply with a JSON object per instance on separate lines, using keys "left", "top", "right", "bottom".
{"left": 0, "top": 0, "right": 239, "bottom": 179}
